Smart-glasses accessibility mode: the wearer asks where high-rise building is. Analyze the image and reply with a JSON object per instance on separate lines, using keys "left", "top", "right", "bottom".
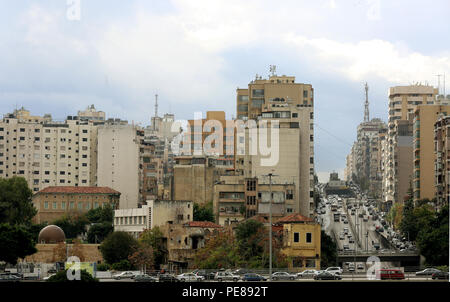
{"left": 382, "top": 85, "right": 438, "bottom": 205}
{"left": 434, "top": 115, "right": 450, "bottom": 209}
{"left": 0, "top": 108, "right": 98, "bottom": 192}
{"left": 413, "top": 104, "right": 450, "bottom": 203}
{"left": 235, "top": 74, "right": 315, "bottom": 217}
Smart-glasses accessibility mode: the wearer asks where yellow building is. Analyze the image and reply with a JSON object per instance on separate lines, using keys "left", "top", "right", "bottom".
{"left": 276, "top": 213, "right": 321, "bottom": 271}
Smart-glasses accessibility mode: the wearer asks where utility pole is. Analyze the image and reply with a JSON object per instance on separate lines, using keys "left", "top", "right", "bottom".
{"left": 364, "top": 83, "right": 370, "bottom": 122}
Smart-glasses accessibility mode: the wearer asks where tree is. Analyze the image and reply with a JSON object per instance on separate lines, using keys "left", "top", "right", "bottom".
{"left": 0, "top": 177, "right": 36, "bottom": 225}
{"left": 320, "top": 230, "right": 337, "bottom": 268}
{"left": 99, "top": 231, "right": 138, "bottom": 265}
{"left": 46, "top": 269, "right": 99, "bottom": 282}
{"left": 52, "top": 212, "right": 89, "bottom": 239}
{"left": 128, "top": 243, "right": 154, "bottom": 272}
{"left": 70, "top": 239, "right": 85, "bottom": 262}
{"left": 87, "top": 222, "right": 113, "bottom": 243}
{"left": 193, "top": 201, "right": 215, "bottom": 222}
{"left": 138, "top": 227, "right": 166, "bottom": 268}
{"left": 86, "top": 203, "right": 113, "bottom": 224}
{"left": 0, "top": 223, "right": 37, "bottom": 265}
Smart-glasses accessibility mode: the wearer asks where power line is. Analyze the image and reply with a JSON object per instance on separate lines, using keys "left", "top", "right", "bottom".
{"left": 314, "top": 122, "right": 354, "bottom": 147}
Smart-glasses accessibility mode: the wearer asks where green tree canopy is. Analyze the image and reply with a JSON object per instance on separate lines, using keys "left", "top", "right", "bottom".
{"left": 0, "top": 177, "right": 36, "bottom": 225}
{"left": 52, "top": 212, "right": 89, "bottom": 239}
{"left": 46, "top": 269, "right": 99, "bottom": 282}
{"left": 86, "top": 203, "right": 113, "bottom": 224}
{"left": 193, "top": 201, "right": 215, "bottom": 222}
{"left": 0, "top": 223, "right": 37, "bottom": 265}
{"left": 87, "top": 222, "right": 113, "bottom": 243}
{"left": 138, "top": 227, "right": 166, "bottom": 268}
{"left": 99, "top": 231, "right": 138, "bottom": 265}
{"left": 320, "top": 230, "right": 337, "bottom": 268}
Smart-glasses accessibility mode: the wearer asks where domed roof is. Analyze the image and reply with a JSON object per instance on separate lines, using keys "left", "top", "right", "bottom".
{"left": 38, "top": 225, "right": 66, "bottom": 244}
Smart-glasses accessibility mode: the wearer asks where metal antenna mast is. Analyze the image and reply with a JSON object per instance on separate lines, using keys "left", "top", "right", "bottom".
{"left": 364, "top": 83, "right": 370, "bottom": 122}
{"left": 154, "top": 94, "right": 159, "bottom": 118}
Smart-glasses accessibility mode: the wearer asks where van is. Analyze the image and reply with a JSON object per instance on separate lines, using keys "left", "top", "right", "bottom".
{"left": 376, "top": 269, "right": 405, "bottom": 280}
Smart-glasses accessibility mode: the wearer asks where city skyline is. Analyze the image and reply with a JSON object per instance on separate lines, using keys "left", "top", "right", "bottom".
{"left": 1, "top": 0, "right": 450, "bottom": 182}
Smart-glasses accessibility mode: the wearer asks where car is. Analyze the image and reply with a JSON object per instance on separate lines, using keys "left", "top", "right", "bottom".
{"left": 43, "top": 274, "right": 56, "bottom": 281}
{"left": 113, "top": 271, "right": 135, "bottom": 280}
{"left": 271, "top": 272, "right": 296, "bottom": 281}
{"left": 343, "top": 244, "right": 350, "bottom": 251}
{"left": 325, "top": 267, "right": 343, "bottom": 275}
{"left": 415, "top": 268, "right": 441, "bottom": 276}
{"left": 0, "top": 274, "right": 21, "bottom": 282}
{"left": 376, "top": 269, "right": 405, "bottom": 280}
{"left": 134, "top": 274, "right": 158, "bottom": 282}
{"left": 241, "top": 273, "right": 267, "bottom": 281}
{"left": 177, "top": 273, "right": 205, "bottom": 282}
{"left": 193, "top": 270, "right": 216, "bottom": 280}
{"left": 296, "top": 270, "right": 319, "bottom": 279}
{"left": 348, "top": 237, "right": 355, "bottom": 244}
{"left": 339, "top": 234, "right": 345, "bottom": 240}
{"left": 431, "top": 271, "right": 449, "bottom": 280}
{"left": 357, "top": 264, "right": 364, "bottom": 270}
{"left": 158, "top": 273, "right": 180, "bottom": 282}
{"left": 348, "top": 265, "right": 355, "bottom": 272}
{"left": 232, "top": 268, "right": 251, "bottom": 276}
{"left": 215, "top": 271, "right": 240, "bottom": 282}
{"left": 314, "top": 271, "right": 342, "bottom": 280}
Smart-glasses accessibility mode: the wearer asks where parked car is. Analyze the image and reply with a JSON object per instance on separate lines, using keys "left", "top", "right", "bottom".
{"left": 242, "top": 273, "right": 267, "bottom": 281}
{"left": 113, "top": 271, "right": 135, "bottom": 280}
{"left": 357, "top": 264, "right": 364, "bottom": 270}
{"left": 134, "top": 274, "right": 158, "bottom": 282}
{"left": 348, "top": 265, "right": 355, "bottom": 272}
{"left": 177, "top": 273, "right": 205, "bottom": 282}
{"left": 432, "top": 271, "right": 449, "bottom": 280}
{"left": 0, "top": 274, "right": 21, "bottom": 282}
{"left": 296, "top": 270, "right": 319, "bottom": 279}
{"left": 232, "top": 268, "right": 251, "bottom": 276}
{"left": 314, "top": 271, "right": 342, "bottom": 280}
{"left": 158, "top": 273, "right": 180, "bottom": 282}
{"left": 215, "top": 271, "right": 240, "bottom": 282}
{"left": 325, "top": 267, "right": 343, "bottom": 275}
{"left": 271, "top": 272, "right": 296, "bottom": 281}
{"left": 194, "top": 270, "right": 216, "bottom": 280}
{"left": 416, "top": 268, "right": 441, "bottom": 276}
{"left": 376, "top": 269, "right": 405, "bottom": 280}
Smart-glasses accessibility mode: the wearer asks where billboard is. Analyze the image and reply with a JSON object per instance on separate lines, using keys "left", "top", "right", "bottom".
{"left": 65, "top": 262, "right": 97, "bottom": 277}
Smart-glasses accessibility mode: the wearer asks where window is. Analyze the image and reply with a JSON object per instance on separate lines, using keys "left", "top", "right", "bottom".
{"left": 44, "top": 202, "right": 49, "bottom": 209}
{"left": 53, "top": 202, "right": 57, "bottom": 209}
{"left": 292, "top": 113, "right": 298, "bottom": 118}
{"left": 252, "top": 89, "right": 264, "bottom": 97}
{"left": 94, "top": 202, "right": 99, "bottom": 209}
{"left": 306, "top": 259, "right": 316, "bottom": 268}
{"left": 303, "top": 90, "right": 308, "bottom": 98}
{"left": 70, "top": 202, "right": 75, "bottom": 209}
{"left": 294, "top": 232, "right": 299, "bottom": 243}
{"left": 61, "top": 202, "right": 66, "bottom": 209}
{"left": 251, "top": 99, "right": 264, "bottom": 108}
{"left": 306, "top": 233, "right": 312, "bottom": 243}
{"left": 86, "top": 203, "right": 90, "bottom": 210}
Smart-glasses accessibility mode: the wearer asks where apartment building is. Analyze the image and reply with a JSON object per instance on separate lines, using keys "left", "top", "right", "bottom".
{"left": 434, "top": 115, "right": 450, "bottom": 209}
{"left": 213, "top": 175, "right": 295, "bottom": 226}
{"left": 32, "top": 186, "right": 120, "bottom": 224}
{"left": 235, "top": 74, "right": 315, "bottom": 217}
{"left": 97, "top": 123, "right": 142, "bottom": 209}
{"left": 382, "top": 85, "right": 439, "bottom": 205}
{"left": 413, "top": 105, "right": 450, "bottom": 203}
{"left": 0, "top": 108, "right": 98, "bottom": 192}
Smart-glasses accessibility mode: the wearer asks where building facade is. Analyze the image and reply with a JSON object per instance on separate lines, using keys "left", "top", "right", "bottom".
{"left": 434, "top": 115, "right": 450, "bottom": 209}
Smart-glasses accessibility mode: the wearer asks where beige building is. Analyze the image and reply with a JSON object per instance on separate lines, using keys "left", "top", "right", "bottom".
{"left": 235, "top": 74, "right": 315, "bottom": 217}
{"left": 213, "top": 175, "right": 296, "bottom": 226}
{"left": 434, "top": 115, "right": 450, "bottom": 209}
{"left": 32, "top": 186, "right": 120, "bottom": 224}
{"left": 383, "top": 85, "right": 439, "bottom": 205}
{"left": 114, "top": 199, "right": 193, "bottom": 238}
{"left": 97, "top": 123, "right": 143, "bottom": 209}
{"left": 413, "top": 105, "right": 450, "bottom": 203}
{"left": 0, "top": 108, "right": 99, "bottom": 193}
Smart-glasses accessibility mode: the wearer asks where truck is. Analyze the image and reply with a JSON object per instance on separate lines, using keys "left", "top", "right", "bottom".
{"left": 334, "top": 213, "right": 340, "bottom": 222}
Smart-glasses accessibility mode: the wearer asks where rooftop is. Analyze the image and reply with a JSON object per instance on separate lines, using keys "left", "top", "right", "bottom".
{"left": 275, "top": 213, "right": 314, "bottom": 224}
{"left": 35, "top": 186, "right": 121, "bottom": 195}
{"left": 184, "top": 221, "right": 223, "bottom": 228}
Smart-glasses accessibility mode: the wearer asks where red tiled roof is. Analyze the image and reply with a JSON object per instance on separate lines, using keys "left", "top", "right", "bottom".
{"left": 36, "top": 186, "right": 121, "bottom": 195}
{"left": 275, "top": 213, "right": 314, "bottom": 224}
{"left": 185, "top": 221, "right": 223, "bottom": 228}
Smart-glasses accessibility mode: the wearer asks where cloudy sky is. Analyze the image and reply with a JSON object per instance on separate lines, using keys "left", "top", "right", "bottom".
{"left": 1, "top": 0, "right": 450, "bottom": 182}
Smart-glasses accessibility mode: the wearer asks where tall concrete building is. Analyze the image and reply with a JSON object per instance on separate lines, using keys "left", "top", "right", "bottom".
{"left": 382, "top": 85, "right": 439, "bottom": 205}
{"left": 97, "top": 123, "right": 143, "bottom": 209}
{"left": 0, "top": 108, "right": 98, "bottom": 192}
{"left": 413, "top": 104, "right": 450, "bottom": 203}
{"left": 434, "top": 115, "right": 450, "bottom": 209}
{"left": 235, "top": 73, "right": 315, "bottom": 217}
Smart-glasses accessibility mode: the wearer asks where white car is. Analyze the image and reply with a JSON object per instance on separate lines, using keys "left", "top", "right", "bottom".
{"left": 296, "top": 270, "right": 320, "bottom": 279}
{"left": 43, "top": 274, "right": 56, "bottom": 281}
{"left": 113, "top": 271, "right": 136, "bottom": 280}
{"left": 177, "top": 273, "right": 205, "bottom": 282}
{"left": 325, "top": 267, "right": 343, "bottom": 275}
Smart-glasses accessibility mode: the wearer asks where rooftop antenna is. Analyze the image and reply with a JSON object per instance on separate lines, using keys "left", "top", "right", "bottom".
{"left": 364, "top": 82, "right": 370, "bottom": 122}
{"left": 269, "top": 65, "right": 277, "bottom": 77}
{"left": 154, "top": 94, "right": 159, "bottom": 118}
